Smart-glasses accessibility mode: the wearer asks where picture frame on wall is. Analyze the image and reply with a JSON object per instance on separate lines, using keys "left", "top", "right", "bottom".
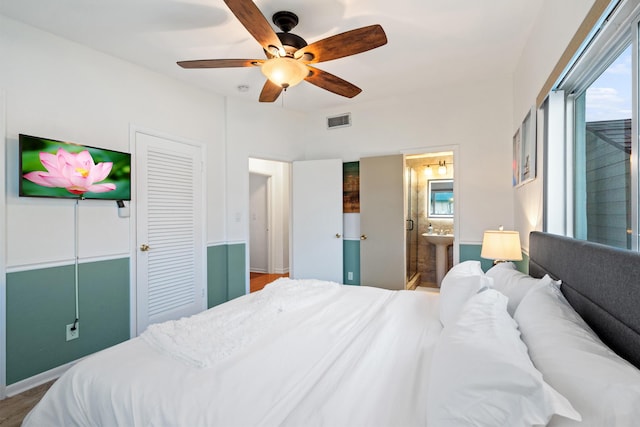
{"left": 513, "top": 106, "right": 537, "bottom": 187}
{"left": 512, "top": 128, "right": 520, "bottom": 187}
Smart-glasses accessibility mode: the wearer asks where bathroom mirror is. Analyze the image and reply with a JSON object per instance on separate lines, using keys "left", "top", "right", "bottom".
{"left": 428, "top": 179, "right": 454, "bottom": 218}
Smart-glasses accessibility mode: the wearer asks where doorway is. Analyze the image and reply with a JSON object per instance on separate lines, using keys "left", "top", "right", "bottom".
{"left": 249, "top": 173, "right": 269, "bottom": 274}
{"left": 405, "top": 151, "right": 455, "bottom": 288}
{"left": 248, "top": 158, "right": 291, "bottom": 291}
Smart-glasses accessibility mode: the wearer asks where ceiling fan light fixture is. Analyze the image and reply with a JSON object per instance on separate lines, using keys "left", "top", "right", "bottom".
{"left": 261, "top": 57, "right": 308, "bottom": 89}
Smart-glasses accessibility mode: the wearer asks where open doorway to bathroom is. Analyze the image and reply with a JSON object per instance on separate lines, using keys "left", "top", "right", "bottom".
{"left": 405, "top": 151, "right": 454, "bottom": 288}
{"left": 248, "top": 158, "right": 290, "bottom": 292}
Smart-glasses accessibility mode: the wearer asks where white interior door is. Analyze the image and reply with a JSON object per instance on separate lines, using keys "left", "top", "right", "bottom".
{"left": 250, "top": 173, "right": 269, "bottom": 273}
{"left": 135, "top": 131, "right": 205, "bottom": 334}
{"left": 291, "top": 159, "right": 343, "bottom": 282}
{"left": 360, "top": 154, "right": 406, "bottom": 290}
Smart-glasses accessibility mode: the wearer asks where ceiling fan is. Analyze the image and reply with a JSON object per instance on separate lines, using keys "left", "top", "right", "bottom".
{"left": 177, "top": 0, "right": 388, "bottom": 102}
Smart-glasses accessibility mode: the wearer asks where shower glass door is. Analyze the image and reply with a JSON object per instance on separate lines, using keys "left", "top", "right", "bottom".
{"left": 406, "top": 166, "right": 419, "bottom": 282}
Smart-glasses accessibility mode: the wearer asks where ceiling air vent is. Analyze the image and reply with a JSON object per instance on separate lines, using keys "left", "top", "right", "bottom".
{"left": 327, "top": 113, "right": 352, "bottom": 129}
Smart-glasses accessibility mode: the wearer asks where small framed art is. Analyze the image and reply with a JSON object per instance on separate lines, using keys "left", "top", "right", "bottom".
{"left": 513, "top": 106, "right": 536, "bottom": 186}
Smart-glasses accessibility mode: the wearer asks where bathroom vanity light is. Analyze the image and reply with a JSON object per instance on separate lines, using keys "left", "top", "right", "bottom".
{"left": 424, "top": 160, "right": 452, "bottom": 178}
{"left": 438, "top": 161, "right": 447, "bottom": 176}
{"left": 481, "top": 226, "right": 522, "bottom": 264}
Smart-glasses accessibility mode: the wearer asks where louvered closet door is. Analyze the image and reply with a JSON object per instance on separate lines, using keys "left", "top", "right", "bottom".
{"left": 136, "top": 132, "right": 205, "bottom": 334}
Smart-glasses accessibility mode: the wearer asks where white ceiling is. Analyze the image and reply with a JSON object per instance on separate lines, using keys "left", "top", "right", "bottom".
{"left": 0, "top": 0, "right": 542, "bottom": 112}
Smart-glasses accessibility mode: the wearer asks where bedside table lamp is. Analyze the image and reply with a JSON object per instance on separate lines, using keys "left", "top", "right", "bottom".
{"left": 481, "top": 227, "right": 523, "bottom": 264}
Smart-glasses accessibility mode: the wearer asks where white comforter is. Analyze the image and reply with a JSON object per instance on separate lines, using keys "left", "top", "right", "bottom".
{"left": 23, "top": 279, "right": 442, "bottom": 427}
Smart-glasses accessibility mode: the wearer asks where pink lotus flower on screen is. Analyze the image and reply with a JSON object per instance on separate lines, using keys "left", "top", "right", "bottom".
{"left": 24, "top": 148, "right": 116, "bottom": 195}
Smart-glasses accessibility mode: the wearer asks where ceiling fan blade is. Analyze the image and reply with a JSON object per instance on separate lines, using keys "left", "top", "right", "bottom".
{"left": 259, "top": 79, "right": 283, "bottom": 102}
{"left": 177, "top": 59, "right": 262, "bottom": 69}
{"left": 295, "top": 24, "right": 387, "bottom": 63}
{"left": 305, "top": 67, "right": 362, "bottom": 98}
{"left": 224, "top": 0, "right": 284, "bottom": 55}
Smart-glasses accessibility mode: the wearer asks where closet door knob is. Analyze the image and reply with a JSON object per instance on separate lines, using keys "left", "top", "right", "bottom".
{"left": 140, "top": 244, "right": 150, "bottom": 252}
{"left": 335, "top": 233, "right": 342, "bottom": 238}
{"left": 360, "top": 234, "right": 367, "bottom": 240}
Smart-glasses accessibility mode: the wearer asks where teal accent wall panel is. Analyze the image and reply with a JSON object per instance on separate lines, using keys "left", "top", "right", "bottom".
{"left": 343, "top": 240, "right": 360, "bottom": 285}
{"left": 207, "top": 245, "right": 228, "bottom": 308}
{"left": 7, "top": 265, "right": 75, "bottom": 384}
{"left": 227, "top": 244, "right": 246, "bottom": 300}
{"left": 6, "top": 258, "right": 130, "bottom": 385}
{"left": 78, "top": 259, "right": 130, "bottom": 355}
{"left": 207, "top": 243, "right": 247, "bottom": 307}
{"left": 515, "top": 252, "right": 529, "bottom": 274}
{"left": 459, "top": 244, "right": 528, "bottom": 273}
{"left": 459, "top": 244, "right": 493, "bottom": 272}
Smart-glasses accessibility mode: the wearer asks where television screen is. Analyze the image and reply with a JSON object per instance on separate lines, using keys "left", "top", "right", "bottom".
{"left": 19, "top": 134, "right": 131, "bottom": 201}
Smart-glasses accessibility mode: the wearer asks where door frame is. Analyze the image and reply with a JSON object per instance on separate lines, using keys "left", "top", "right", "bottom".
{"left": 0, "top": 89, "right": 6, "bottom": 398}
{"left": 401, "top": 145, "right": 460, "bottom": 265}
{"left": 129, "top": 125, "right": 207, "bottom": 337}
{"left": 249, "top": 171, "right": 272, "bottom": 274}
{"left": 248, "top": 157, "right": 293, "bottom": 287}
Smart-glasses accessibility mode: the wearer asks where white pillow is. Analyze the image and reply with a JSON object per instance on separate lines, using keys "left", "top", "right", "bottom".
{"left": 427, "top": 289, "right": 581, "bottom": 427}
{"left": 439, "top": 261, "right": 489, "bottom": 327}
{"left": 486, "top": 262, "right": 555, "bottom": 315}
{"left": 442, "top": 260, "right": 484, "bottom": 280}
{"left": 514, "top": 280, "right": 640, "bottom": 427}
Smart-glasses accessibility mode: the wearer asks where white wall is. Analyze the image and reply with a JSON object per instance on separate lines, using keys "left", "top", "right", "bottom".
{"left": 512, "top": 0, "right": 596, "bottom": 250}
{"left": 302, "top": 75, "right": 515, "bottom": 245}
{"left": 224, "top": 97, "right": 307, "bottom": 246}
{"left": 1, "top": 16, "right": 228, "bottom": 268}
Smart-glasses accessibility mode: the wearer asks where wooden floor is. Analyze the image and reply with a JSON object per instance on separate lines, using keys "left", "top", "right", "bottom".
{"left": 0, "top": 380, "right": 54, "bottom": 427}
{"left": 1, "top": 273, "right": 287, "bottom": 425}
{"left": 250, "top": 272, "right": 289, "bottom": 292}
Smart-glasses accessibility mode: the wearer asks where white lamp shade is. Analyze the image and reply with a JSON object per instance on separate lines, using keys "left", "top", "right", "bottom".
{"left": 261, "top": 57, "right": 309, "bottom": 88}
{"left": 480, "top": 230, "right": 522, "bottom": 261}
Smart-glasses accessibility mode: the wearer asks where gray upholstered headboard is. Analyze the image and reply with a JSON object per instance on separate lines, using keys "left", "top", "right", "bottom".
{"left": 529, "top": 231, "right": 640, "bottom": 369}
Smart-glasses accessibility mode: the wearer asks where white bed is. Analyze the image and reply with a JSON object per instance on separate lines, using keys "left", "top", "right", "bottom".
{"left": 22, "top": 232, "right": 640, "bottom": 426}
{"left": 23, "top": 279, "right": 442, "bottom": 426}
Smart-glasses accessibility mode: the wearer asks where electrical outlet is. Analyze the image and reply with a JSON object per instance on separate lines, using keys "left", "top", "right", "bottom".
{"left": 66, "top": 323, "right": 79, "bottom": 341}
{"left": 348, "top": 272, "right": 353, "bottom": 280}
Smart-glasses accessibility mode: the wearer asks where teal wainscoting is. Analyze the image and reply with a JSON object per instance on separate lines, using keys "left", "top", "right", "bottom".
{"left": 207, "top": 243, "right": 246, "bottom": 308}
{"left": 207, "top": 245, "right": 228, "bottom": 308}
{"left": 343, "top": 240, "right": 360, "bottom": 285}
{"left": 459, "top": 244, "right": 529, "bottom": 273}
{"left": 6, "top": 258, "right": 130, "bottom": 385}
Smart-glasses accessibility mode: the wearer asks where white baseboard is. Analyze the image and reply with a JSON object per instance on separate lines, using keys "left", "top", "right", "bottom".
{"left": 4, "top": 358, "right": 82, "bottom": 398}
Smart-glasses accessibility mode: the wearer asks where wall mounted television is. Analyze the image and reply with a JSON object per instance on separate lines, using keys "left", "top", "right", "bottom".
{"left": 19, "top": 134, "right": 131, "bottom": 201}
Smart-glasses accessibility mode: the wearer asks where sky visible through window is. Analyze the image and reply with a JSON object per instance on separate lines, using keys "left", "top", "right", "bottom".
{"left": 585, "top": 44, "right": 632, "bottom": 122}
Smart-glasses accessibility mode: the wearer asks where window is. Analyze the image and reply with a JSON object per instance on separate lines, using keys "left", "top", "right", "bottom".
{"left": 574, "top": 45, "right": 632, "bottom": 248}
{"left": 548, "top": 0, "right": 640, "bottom": 250}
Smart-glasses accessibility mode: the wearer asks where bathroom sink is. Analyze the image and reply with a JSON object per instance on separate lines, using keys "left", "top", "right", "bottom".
{"left": 422, "top": 233, "right": 454, "bottom": 286}
{"left": 421, "top": 233, "right": 454, "bottom": 246}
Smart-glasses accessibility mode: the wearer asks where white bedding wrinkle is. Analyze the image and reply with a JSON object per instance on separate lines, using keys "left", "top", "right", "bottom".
{"left": 140, "top": 278, "right": 341, "bottom": 367}
{"left": 23, "top": 279, "right": 442, "bottom": 427}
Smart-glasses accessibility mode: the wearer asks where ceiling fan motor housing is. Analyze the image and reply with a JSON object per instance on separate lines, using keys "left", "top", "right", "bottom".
{"left": 277, "top": 32, "right": 307, "bottom": 56}
{"left": 272, "top": 12, "right": 307, "bottom": 56}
